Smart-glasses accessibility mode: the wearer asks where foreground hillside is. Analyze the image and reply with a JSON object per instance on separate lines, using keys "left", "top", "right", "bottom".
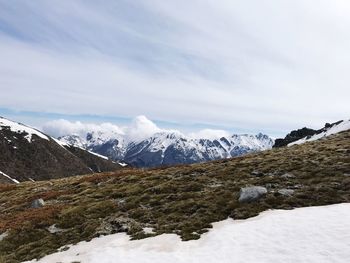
{"left": 1, "top": 130, "right": 350, "bottom": 262}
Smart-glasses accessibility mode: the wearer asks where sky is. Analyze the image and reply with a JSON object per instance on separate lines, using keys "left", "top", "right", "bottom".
{"left": 0, "top": 0, "right": 350, "bottom": 137}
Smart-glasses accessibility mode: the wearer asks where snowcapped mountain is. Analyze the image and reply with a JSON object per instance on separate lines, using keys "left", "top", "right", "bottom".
{"left": 0, "top": 117, "right": 122, "bottom": 184}
{"left": 59, "top": 129, "right": 274, "bottom": 168}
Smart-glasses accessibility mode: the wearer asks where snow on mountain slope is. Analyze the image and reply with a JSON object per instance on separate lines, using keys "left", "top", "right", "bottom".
{"left": 59, "top": 134, "right": 87, "bottom": 148}
{"left": 59, "top": 129, "right": 274, "bottom": 167}
{"left": 289, "top": 119, "right": 350, "bottom": 146}
{"left": 25, "top": 203, "right": 350, "bottom": 263}
{"left": 0, "top": 117, "right": 49, "bottom": 142}
{"left": 0, "top": 170, "right": 19, "bottom": 184}
{"left": 59, "top": 129, "right": 127, "bottom": 161}
{"left": 87, "top": 150, "right": 109, "bottom": 160}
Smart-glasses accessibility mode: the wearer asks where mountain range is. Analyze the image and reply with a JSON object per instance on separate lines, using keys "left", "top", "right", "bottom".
{"left": 59, "top": 129, "right": 274, "bottom": 168}
{"left": 56, "top": 118, "right": 350, "bottom": 167}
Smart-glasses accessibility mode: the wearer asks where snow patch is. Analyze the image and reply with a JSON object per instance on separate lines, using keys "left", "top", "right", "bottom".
{"left": 24, "top": 203, "right": 350, "bottom": 263}
{"left": 87, "top": 151, "right": 109, "bottom": 160}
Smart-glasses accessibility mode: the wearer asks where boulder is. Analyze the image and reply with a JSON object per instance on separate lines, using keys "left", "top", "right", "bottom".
{"left": 30, "top": 198, "right": 45, "bottom": 208}
{"left": 238, "top": 186, "right": 267, "bottom": 203}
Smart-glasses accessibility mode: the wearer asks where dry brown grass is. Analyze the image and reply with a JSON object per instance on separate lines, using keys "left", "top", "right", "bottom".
{"left": 0, "top": 206, "right": 63, "bottom": 231}
{"left": 0, "top": 184, "right": 16, "bottom": 192}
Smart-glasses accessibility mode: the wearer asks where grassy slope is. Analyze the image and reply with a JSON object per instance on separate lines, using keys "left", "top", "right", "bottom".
{"left": 0, "top": 130, "right": 350, "bottom": 262}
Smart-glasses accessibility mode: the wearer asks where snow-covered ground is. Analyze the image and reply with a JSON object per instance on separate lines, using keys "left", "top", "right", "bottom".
{"left": 289, "top": 119, "right": 350, "bottom": 146}
{"left": 25, "top": 203, "right": 350, "bottom": 263}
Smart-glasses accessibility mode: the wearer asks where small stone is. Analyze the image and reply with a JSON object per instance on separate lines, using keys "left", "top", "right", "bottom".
{"left": 238, "top": 186, "right": 267, "bottom": 203}
{"left": 143, "top": 227, "right": 155, "bottom": 234}
{"left": 30, "top": 198, "right": 45, "bottom": 208}
{"left": 277, "top": 189, "right": 295, "bottom": 197}
{"left": 0, "top": 232, "right": 8, "bottom": 241}
{"left": 292, "top": 184, "right": 303, "bottom": 189}
{"left": 265, "top": 183, "right": 278, "bottom": 189}
{"left": 96, "top": 216, "right": 136, "bottom": 236}
{"left": 47, "top": 224, "right": 64, "bottom": 234}
{"left": 280, "top": 173, "right": 295, "bottom": 179}
{"left": 251, "top": 171, "right": 264, "bottom": 177}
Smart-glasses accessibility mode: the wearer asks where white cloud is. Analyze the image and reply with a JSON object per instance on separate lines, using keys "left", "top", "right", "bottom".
{"left": 1, "top": 0, "right": 350, "bottom": 133}
{"left": 42, "top": 119, "right": 124, "bottom": 138}
{"left": 188, "top": 129, "right": 230, "bottom": 140}
{"left": 42, "top": 116, "right": 251, "bottom": 142}
{"left": 42, "top": 116, "right": 168, "bottom": 142}
{"left": 125, "top": 115, "right": 162, "bottom": 142}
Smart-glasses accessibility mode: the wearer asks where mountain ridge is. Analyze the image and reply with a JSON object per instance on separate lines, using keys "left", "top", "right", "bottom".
{"left": 0, "top": 117, "right": 122, "bottom": 183}
{"left": 59, "top": 129, "right": 274, "bottom": 167}
{"left": 273, "top": 119, "right": 349, "bottom": 147}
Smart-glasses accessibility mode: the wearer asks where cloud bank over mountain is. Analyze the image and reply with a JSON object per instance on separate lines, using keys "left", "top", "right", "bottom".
{"left": 42, "top": 116, "right": 231, "bottom": 142}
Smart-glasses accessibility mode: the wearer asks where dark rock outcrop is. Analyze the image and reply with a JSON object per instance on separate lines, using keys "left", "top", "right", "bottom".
{"left": 273, "top": 127, "right": 317, "bottom": 147}
{"left": 273, "top": 120, "right": 343, "bottom": 148}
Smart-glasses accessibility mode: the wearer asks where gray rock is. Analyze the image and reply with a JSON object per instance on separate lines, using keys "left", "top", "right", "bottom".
{"left": 238, "top": 186, "right": 267, "bottom": 203}
{"left": 265, "top": 183, "right": 279, "bottom": 189}
{"left": 251, "top": 171, "right": 264, "bottom": 177}
{"left": 31, "top": 198, "right": 45, "bottom": 208}
{"left": 292, "top": 184, "right": 303, "bottom": 189}
{"left": 47, "top": 224, "right": 64, "bottom": 234}
{"left": 266, "top": 172, "right": 277, "bottom": 177}
{"left": 96, "top": 216, "right": 138, "bottom": 236}
{"left": 0, "top": 231, "right": 8, "bottom": 241}
{"left": 277, "top": 189, "right": 295, "bottom": 197}
{"left": 280, "top": 173, "right": 295, "bottom": 179}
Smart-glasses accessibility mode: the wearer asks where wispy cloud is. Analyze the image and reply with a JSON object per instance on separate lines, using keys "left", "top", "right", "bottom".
{"left": 0, "top": 0, "right": 349, "bottom": 135}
